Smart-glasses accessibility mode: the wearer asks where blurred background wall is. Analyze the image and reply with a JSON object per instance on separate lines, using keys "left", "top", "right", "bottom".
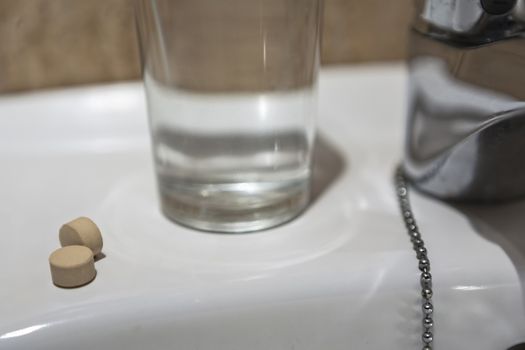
{"left": 0, "top": 0, "right": 413, "bottom": 93}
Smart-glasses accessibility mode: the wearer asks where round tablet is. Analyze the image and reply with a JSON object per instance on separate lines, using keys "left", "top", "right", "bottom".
{"left": 49, "top": 246, "right": 96, "bottom": 288}
{"left": 59, "top": 217, "right": 103, "bottom": 256}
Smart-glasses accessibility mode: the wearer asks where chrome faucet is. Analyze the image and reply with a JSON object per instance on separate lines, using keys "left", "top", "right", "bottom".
{"left": 404, "top": 0, "right": 525, "bottom": 202}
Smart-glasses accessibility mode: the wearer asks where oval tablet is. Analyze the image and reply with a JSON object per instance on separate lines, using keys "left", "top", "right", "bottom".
{"left": 49, "top": 246, "right": 96, "bottom": 288}
{"left": 59, "top": 217, "right": 103, "bottom": 256}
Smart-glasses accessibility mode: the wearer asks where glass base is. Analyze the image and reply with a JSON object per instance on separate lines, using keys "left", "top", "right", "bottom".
{"left": 159, "top": 180, "right": 310, "bottom": 233}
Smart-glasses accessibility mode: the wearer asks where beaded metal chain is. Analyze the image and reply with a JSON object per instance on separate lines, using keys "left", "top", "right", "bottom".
{"left": 395, "top": 166, "right": 434, "bottom": 349}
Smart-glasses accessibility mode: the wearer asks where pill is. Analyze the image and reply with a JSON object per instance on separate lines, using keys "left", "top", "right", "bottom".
{"left": 49, "top": 245, "right": 96, "bottom": 288}
{"left": 59, "top": 217, "right": 103, "bottom": 256}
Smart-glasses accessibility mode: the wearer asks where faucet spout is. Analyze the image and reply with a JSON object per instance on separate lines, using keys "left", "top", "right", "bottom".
{"left": 405, "top": 0, "right": 525, "bottom": 202}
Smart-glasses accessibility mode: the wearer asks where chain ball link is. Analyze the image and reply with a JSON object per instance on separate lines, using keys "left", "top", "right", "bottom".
{"left": 420, "top": 272, "right": 432, "bottom": 288}
{"left": 416, "top": 247, "right": 427, "bottom": 259}
{"left": 422, "top": 346, "right": 432, "bottom": 350}
{"left": 422, "top": 331, "right": 433, "bottom": 344}
{"left": 421, "top": 281, "right": 431, "bottom": 290}
{"left": 421, "top": 271, "right": 431, "bottom": 281}
{"left": 423, "top": 302, "right": 433, "bottom": 315}
{"left": 409, "top": 231, "right": 421, "bottom": 244}
{"left": 419, "top": 258, "right": 430, "bottom": 272}
{"left": 412, "top": 238, "right": 425, "bottom": 248}
{"left": 410, "top": 230, "right": 421, "bottom": 239}
{"left": 423, "top": 317, "right": 433, "bottom": 329}
{"left": 422, "top": 288, "right": 433, "bottom": 299}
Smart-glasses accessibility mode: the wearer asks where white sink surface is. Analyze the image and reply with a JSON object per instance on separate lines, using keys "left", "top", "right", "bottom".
{"left": 1, "top": 64, "right": 525, "bottom": 349}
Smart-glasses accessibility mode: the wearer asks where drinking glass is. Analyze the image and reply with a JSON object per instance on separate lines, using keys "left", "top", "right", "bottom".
{"left": 135, "top": 0, "right": 322, "bottom": 232}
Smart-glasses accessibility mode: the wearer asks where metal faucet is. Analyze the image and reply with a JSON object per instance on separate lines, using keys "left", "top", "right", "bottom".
{"left": 404, "top": 0, "right": 525, "bottom": 202}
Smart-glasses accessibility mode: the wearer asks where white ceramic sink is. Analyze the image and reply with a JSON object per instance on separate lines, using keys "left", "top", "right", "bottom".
{"left": 1, "top": 64, "right": 525, "bottom": 349}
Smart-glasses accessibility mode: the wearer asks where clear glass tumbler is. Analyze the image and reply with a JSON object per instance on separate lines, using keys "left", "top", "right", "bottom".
{"left": 135, "top": 0, "right": 321, "bottom": 232}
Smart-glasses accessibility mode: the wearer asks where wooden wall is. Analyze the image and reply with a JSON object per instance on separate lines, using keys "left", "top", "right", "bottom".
{"left": 0, "top": 0, "right": 413, "bottom": 93}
